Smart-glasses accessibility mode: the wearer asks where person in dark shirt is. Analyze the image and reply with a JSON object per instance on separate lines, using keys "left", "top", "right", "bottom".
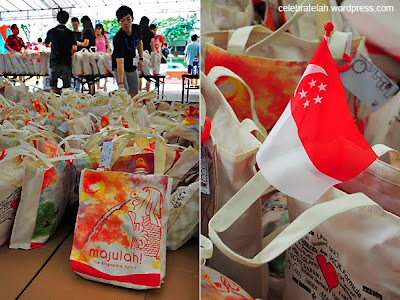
{"left": 140, "top": 16, "right": 155, "bottom": 54}
{"left": 77, "top": 15, "right": 96, "bottom": 93}
{"left": 71, "top": 17, "right": 82, "bottom": 51}
{"left": 77, "top": 16, "right": 95, "bottom": 50}
{"left": 160, "top": 42, "right": 169, "bottom": 74}
{"left": 139, "top": 16, "right": 154, "bottom": 91}
{"left": 70, "top": 17, "right": 82, "bottom": 91}
{"left": 5, "top": 24, "right": 25, "bottom": 53}
{"left": 45, "top": 10, "right": 77, "bottom": 93}
{"left": 161, "top": 43, "right": 169, "bottom": 64}
{"left": 112, "top": 6, "right": 144, "bottom": 97}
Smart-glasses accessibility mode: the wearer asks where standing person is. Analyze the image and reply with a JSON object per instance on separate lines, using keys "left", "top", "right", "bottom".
{"left": 5, "top": 24, "right": 25, "bottom": 53}
{"left": 160, "top": 43, "right": 169, "bottom": 74}
{"left": 77, "top": 15, "right": 96, "bottom": 94}
{"left": 150, "top": 24, "right": 164, "bottom": 54}
{"left": 184, "top": 34, "right": 200, "bottom": 86}
{"left": 70, "top": 17, "right": 82, "bottom": 91}
{"left": 139, "top": 16, "right": 155, "bottom": 92}
{"left": 112, "top": 5, "right": 144, "bottom": 97}
{"left": 44, "top": 10, "right": 77, "bottom": 94}
{"left": 95, "top": 23, "right": 110, "bottom": 91}
{"left": 71, "top": 17, "right": 82, "bottom": 50}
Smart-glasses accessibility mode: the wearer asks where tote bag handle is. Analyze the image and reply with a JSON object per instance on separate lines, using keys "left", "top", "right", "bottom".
{"left": 209, "top": 171, "right": 380, "bottom": 267}
{"left": 207, "top": 66, "right": 267, "bottom": 141}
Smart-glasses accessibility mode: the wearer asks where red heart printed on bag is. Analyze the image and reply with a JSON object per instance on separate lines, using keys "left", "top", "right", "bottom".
{"left": 317, "top": 254, "right": 339, "bottom": 291}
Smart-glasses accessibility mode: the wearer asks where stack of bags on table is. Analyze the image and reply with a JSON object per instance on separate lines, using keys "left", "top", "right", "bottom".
{"left": 201, "top": 0, "right": 400, "bottom": 299}
{"left": 72, "top": 49, "right": 112, "bottom": 77}
{"left": 0, "top": 87, "right": 199, "bottom": 290}
{"left": 138, "top": 50, "right": 161, "bottom": 77}
{"left": 0, "top": 50, "right": 50, "bottom": 76}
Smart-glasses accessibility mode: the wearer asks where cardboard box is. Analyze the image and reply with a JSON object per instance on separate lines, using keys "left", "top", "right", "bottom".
{"left": 0, "top": 225, "right": 199, "bottom": 299}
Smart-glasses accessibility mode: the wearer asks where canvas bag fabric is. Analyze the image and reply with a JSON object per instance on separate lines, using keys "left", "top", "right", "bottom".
{"left": 80, "top": 49, "right": 93, "bottom": 75}
{"left": 281, "top": 0, "right": 354, "bottom": 41}
{"left": 150, "top": 52, "right": 161, "bottom": 75}
{"left": 201, "top": 0, "right": 254, "bottom": 34}
{"left": 204, "top": 5, "right": 368, "bottom": 131}
{"left": 200, "top": 235, "right": 255, "bottom": 300}
{"left": 207, "top": 169, "right": 383, "bottom": 299}
{"left": 201, "top": 265, "right": 255, "bottom": 300}
{"left": 363, "top": 92, "right": 400, "bottom": 154}
{"left": 141, "top": 51, "right": 154, "bottom": 76}
{"left": 9, "top": 159, "right": 72, "bottom": 249}
{"left": 201, "top": 68, "right": 268, "bottom": 299}
{"left": 40, "top": 52, "right": 49, "bottom": 75}
{"left": 31, "top": 53, "right": 41, "bottom": 74}
{"left": 0, "top": 55, "right": 6, "bottom": 75}
{"left": 4, "top": 54, "right": 15, "bottom": 75}
{"left": 68, "top": 150, "right": 157, "bottom": 206}
{"left": 167, "top": 180, "right": 199, "bottom": 250}
{"left": 284, "top": 187, "right": 400, "bottom": 299}
{"left": 70, "top": 169, "right": 172, "bottom": 289}
{"left": 9, "top": 54, "right": 25, "bottom": 74}
{"left": 0, "top": 153, "right": 26, "bottom": 246}
{"left": 337, "top": 144, "right": 400, "bottom": 217}
{"left": 72, "top": 51, "right": 83, "bottom": 77}
{"left": 4, "top": 82, "right": 28, "bottom": 103}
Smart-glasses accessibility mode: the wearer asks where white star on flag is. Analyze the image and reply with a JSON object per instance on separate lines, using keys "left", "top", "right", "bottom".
{"left": 314, "top": 95, "right": 323, "bottom": 104}
{"left": 318, "top": 82, "right": 327, "bottom": 91}
{"left": 303, "top": 100, "right": 310, "bottom": 108}
{"left": 255, "top": 27, "right": 377, "bottom": 205}
{"left": 299, "top": 89, "right": 308, "bottom": 99}
{"left": 308, "top": 79, "right": 317, "bottom": 88}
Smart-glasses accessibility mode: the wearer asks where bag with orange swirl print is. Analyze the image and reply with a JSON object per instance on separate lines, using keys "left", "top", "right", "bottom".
{"left": 70, "top": 169, "right": 172, "bottom": 289}
{"left": 201, "top": 265, "right": 254, "bottom": 300}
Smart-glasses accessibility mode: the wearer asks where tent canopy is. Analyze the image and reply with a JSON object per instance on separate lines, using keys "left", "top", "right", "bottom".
{"left": 0, "top": 0, "right": 199, "bottom": 21}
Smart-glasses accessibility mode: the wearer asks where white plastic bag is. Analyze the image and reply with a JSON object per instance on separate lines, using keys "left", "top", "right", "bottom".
{"left": 81, "top": 49, "right": 92, "bottom": 75}
{"left": 89, "top": 52, "right": 99, "bottom": 75}
{"left": 141, "top": 51, "right": 153, "bottom": 76}
{"left": 72, "top": 51, "right": 83, "bottom": 77}
{"left": 150, "top": 52, "right": 161, "bottom": 75}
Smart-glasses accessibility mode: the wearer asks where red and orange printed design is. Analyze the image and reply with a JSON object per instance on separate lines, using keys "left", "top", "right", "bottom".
{"left": 201, "top": 266, "right": 254, "bottom": 300}
{"left": 70, "top": 169, "right": 170, "bottom": 289}
{"left": 205, "top": 44, "right": 308, "bottom": 131}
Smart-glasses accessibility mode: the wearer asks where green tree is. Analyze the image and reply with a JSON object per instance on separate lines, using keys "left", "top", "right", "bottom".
{"left": 153, "top": 13, "right": 199, "bottom": 44}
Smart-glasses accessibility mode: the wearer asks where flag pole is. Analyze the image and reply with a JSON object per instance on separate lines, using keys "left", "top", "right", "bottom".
{"left": 324, "top": 21, "right": 334, "bottom": 43}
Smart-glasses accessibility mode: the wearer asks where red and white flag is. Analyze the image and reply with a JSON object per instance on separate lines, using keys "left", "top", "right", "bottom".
{"left": 256, "top": 37, "right": 377, "bottom": 203}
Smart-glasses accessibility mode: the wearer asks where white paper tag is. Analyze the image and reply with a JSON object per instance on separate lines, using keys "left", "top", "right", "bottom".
{"left": 340, "top": 54, "right": 399, "bottom": 111}
{"left": 57, "top": 121, "right": 68, "bottom": 133}
{"left": 200, "top": 147, "right": 210, "bottom": 195}
{"left": 98, "top": 141, "right": 114, "bottom": 170}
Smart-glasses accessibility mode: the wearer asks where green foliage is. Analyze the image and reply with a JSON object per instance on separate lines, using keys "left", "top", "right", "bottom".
{"left": 32, "top": 201, "right": 58, "bottom": 239}
{"left": 152, "top": 13, "right": 199, "bottom": 44}
{"left": 20, "top": 24, "right": 30, "bottom": 41}
{"left": 102, "top": 20, "right": 121, "bottom": 43}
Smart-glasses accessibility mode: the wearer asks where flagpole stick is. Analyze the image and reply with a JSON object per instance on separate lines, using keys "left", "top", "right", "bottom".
{"left": 324, "top": 21, "right": 334, "bottom": 43}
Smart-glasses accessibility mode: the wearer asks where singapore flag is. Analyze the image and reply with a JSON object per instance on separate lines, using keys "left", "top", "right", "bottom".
{"left": 256, "top": 37, "right": 377, "bottom": 203}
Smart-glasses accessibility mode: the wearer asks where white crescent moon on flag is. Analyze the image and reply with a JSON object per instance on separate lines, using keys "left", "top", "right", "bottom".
{"left": 294, "top": 64, "right": 328, "bottom": 95}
